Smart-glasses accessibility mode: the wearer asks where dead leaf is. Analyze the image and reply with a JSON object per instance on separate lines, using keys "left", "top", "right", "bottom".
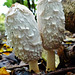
{"left": 0, "top": 67, "right": 10, "bottom": 75}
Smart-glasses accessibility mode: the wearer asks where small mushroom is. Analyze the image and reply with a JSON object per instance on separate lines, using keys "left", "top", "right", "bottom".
{"left": 5, "top": 3, "right": 42, "bottom": 73}
{"left": 37, "top": 0, "right": 65, "bottom": 71}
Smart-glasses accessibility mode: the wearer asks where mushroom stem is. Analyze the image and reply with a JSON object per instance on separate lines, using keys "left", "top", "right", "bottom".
{"left": 47, "top": 50, "right": 55, "bottom": 71}
{"left": 29, "top": 60, "right": 40, "bottom": 73}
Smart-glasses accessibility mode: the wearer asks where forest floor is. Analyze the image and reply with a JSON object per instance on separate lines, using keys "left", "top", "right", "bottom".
{"left": 0, "top": 31, "right": 75, "bottom": 75}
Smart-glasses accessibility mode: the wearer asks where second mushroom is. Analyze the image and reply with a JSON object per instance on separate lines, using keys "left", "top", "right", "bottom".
{"left": 37, "top": 0, "right": 65, "bottom": 71}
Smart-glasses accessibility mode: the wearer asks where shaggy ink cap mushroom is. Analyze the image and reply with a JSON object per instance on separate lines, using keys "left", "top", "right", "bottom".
{"left": 5, "top": 3, "right": 43, "bottom": 73}
{"left": 37, "top": 0, "right": 65, "bottom": 71}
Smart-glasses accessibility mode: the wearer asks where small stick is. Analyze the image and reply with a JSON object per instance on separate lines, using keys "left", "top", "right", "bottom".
{"left": 45, "top": 67, "right": 75, "bottom": 75}
{"left": 6, "top": 62, "right": 41, "bottom": 70}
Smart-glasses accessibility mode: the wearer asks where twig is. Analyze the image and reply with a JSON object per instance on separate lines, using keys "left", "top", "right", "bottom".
{"left": 6, "top": 63, "right": 41, "bottom": 70}
{"left": 45, "top": 67, "right": 75, "bottom": 75}
{"left": 6, "top": 64, "right": 29, "bottom": 70}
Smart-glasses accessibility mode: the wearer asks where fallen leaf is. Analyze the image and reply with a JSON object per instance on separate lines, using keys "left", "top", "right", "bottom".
{"left": 3, "top": 52, "right": 11, "bottom": 55}
{"left": 7, "top": 48, "right": 13, "bottom": 52}
{"left": 0, "top": 67, "right": 10, "bottom": 75}
{"left": 0, "top": 48, "right": 3, "bottom": 53}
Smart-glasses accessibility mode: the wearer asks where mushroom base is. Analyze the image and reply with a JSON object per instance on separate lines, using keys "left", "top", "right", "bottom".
{"left": 29, "top": 60, "right": 40, "bottom": 74}
{"left": 46, "top": 50, "right": 55, "bottom": 71}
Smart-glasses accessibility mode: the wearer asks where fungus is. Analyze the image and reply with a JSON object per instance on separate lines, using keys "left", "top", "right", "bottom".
{"left": 5, "top": 3, "right": 42, "bottom": 73}
{"left": 37, "top": 0, "right": 65, "bottom": 71}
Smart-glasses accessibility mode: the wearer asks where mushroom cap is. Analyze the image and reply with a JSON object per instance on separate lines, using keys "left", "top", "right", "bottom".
{"left": 5, "top": 3, "right": 42, "bottom": 63}
{"left": 37, "top": 0, "right": 65, "bottom": 50}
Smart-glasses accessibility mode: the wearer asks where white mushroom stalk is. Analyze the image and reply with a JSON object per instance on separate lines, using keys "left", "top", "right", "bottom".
{"left": 5, "top": 3, "right": 42, "bottom": 73}
{"left": 37, "top": 0, "right": 65, "bottom": 71}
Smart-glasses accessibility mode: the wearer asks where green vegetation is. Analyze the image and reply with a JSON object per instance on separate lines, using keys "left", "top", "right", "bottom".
{"left": 0, "top": 14, "right": 5, "bottom": 32}
{"left": 4, "top": 0, "right": 37, "bottom": 15}
{"left": 3, "top": 0, "right": 12, "bottom": 7}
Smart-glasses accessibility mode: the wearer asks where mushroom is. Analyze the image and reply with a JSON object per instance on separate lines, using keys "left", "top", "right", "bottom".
{"left": 5, "top": 3, "right": 42, "bottom": 73}
{"left": 37, "top": 0, "right": 65, "bottom": 71}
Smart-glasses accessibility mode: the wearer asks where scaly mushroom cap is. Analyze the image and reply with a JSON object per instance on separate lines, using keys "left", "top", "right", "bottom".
{"left": 5, "top": 3, "right": 42, "bottom": 63}
{"left": 37, "top": 0, "right": 65, "bottom": 50}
